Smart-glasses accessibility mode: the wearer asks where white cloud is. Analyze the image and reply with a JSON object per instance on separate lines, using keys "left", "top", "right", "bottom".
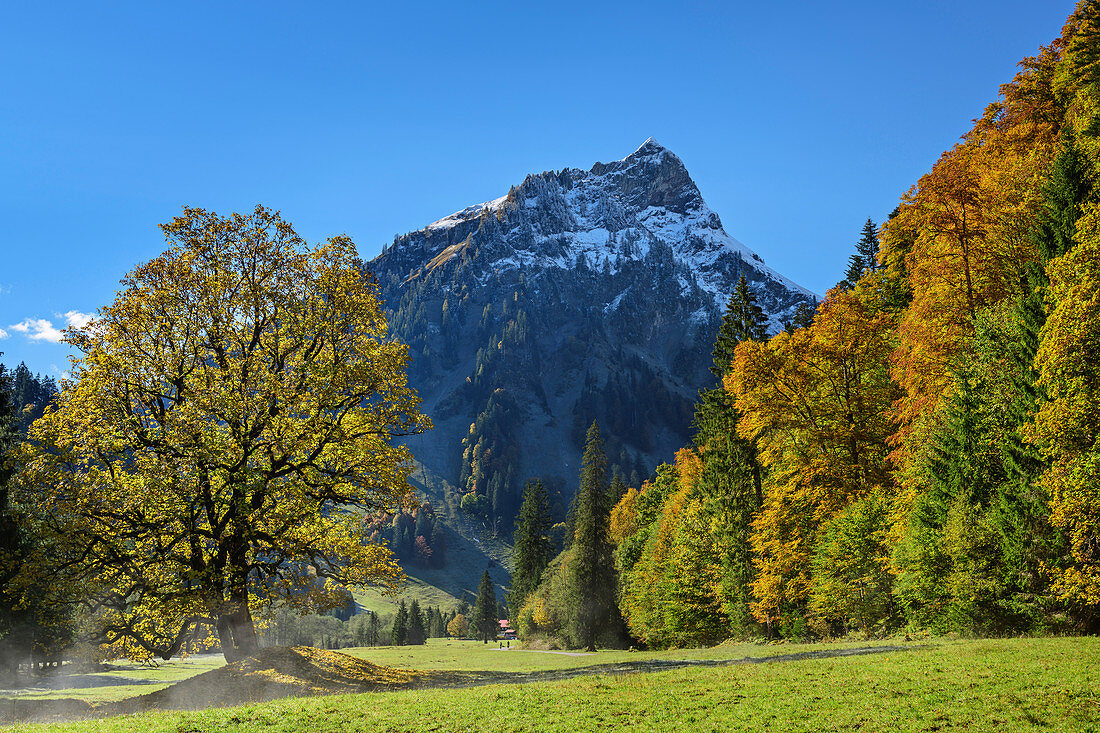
{"left": 63, "top": 311, "right": 94, "bottom": 329}
{"left": 6, "top": 310, "right": 94, "bottom": 343}
{"left": 10, "top": 318, "right": 64, "bottom": 342}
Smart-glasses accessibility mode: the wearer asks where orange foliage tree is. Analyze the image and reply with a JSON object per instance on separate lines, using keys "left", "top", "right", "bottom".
{"left": 886, "top": 44, "right": 1062, "bottom": 470}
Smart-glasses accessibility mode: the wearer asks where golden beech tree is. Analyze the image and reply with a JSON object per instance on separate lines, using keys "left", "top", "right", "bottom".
{"left": 886, "top": 45, "right": 1060, "bottom": 469}
{"left": 728, "top": 290, "right": 897, "bottom": 625}
{"left": 16, "top": 206, "right": 429, "bottom": 662}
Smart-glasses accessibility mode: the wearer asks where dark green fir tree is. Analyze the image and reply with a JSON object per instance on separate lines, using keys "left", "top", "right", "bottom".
{"left": 691, "top": 280, "right": 768, "bottom": 633}
{"left": 565, "top": 421, "right": 619, "bottom": 651}
{"left": 407, "top": 599, "right": 427, "bottom": 645}
{"left": 509, "top": 479, "right": 553, "bottom": 610}
{"left": 391, "top": 600, "right": 409, "bottom": 646}
{"left": 838, "top": 218, "right": 879, "bottom": 290}
{"left": 472, "top": 569, "right": 498, "bottom": 643}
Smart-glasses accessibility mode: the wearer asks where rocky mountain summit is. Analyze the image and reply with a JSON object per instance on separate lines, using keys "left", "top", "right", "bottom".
{"left": 369, "top": 139, "right": 815, "bottom": 530}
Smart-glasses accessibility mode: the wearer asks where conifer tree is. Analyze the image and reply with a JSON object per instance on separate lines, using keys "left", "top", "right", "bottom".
{"left": 783, "top": 301, "right": 816, "bottom": 333}
{"left": 842, "top": 253, "right": 866, "bottom": 290}
{"left": 856, "top": 217, "right": 880, "bottom": 272}
{"left": 391, "top": 600, "right": 409, "bottom": 646}
{"left": 366, "top": 611, "right": 380, "bottom": 646}
{"left": 509, "top": 479, "right": 553, "bottom": 610}
{"left": 716, "top": 278, "right": 767, "bottom": 360}
{"left": 565, "top": 421, "right": 619, "bottom": 651}
{"left": 1005, "top": 133, "right": 1092, "bottom": 478}
{"left": 472, "top": 570, "right": 498, "bottom": 643}
{"left": 407, "top": 599, "right": 426, "bottom": 645}
{"left": 690, "top": 279, "right": 769, "bottom": 632}
{"left": 838, "top": 218, "right": 879, "bottom": 290}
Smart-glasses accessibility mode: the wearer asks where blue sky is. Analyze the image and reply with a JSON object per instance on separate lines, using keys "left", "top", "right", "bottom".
{"left": 0, "top": 1, "right": 1072, "bottom": 377}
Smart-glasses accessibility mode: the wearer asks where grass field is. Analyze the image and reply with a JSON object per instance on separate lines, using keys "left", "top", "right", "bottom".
{"left": 350, "top": 578, "right": 463, "bottom": 616}
{"left": 3, "top": 637, "right": 1098, "bottom": 731}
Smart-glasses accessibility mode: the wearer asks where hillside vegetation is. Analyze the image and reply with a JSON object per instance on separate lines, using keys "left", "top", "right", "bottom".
{"left": 508, "top": 2, "right": 1100, "bottom": 648}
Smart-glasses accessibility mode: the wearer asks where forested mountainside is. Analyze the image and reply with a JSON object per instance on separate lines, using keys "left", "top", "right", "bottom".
{"left": 368, "top": 139, "right": 815, "bottom": 532}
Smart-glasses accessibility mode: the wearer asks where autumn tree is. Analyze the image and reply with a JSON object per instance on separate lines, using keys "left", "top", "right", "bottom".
{"left": 886, "top": 41, "right": 1061, "bottom": 471}
{"left": 810, "top": 492, "right": 895, "bottom": 634}
{"left": 617, "top": 450, "right": 727, "bottom": 648}
{"left": 730, "top": 290, "right": 898, "bottom": 630}
{"left": 15, "top": 206, "right": 429, "bottom": 662}
{"left": 446, "top": 613, "right": 469, "bottom": 638}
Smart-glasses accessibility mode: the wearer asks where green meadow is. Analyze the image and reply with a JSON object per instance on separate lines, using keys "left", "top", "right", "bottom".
{"left": 4, "top": 637, "right": 1097, "bottom": 732}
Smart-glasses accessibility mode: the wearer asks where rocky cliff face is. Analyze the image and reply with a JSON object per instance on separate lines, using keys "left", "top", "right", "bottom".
{"left": 369, "top": 139, "right": 815, "bottom": 530}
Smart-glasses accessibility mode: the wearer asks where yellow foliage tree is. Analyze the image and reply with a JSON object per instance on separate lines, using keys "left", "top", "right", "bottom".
{"left": 617, "top": 450, "right": 728, "bottom": 647}
{"left": 16, "top": 206, "right": 429, "bottom": 662}
{"left": 729, "top": 290, "right": 898, "bottom": 625}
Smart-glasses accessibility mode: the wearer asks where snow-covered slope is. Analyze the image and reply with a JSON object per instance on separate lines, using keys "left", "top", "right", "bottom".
{"left": 398, "top": 137, "right": 814, "bottom": 331}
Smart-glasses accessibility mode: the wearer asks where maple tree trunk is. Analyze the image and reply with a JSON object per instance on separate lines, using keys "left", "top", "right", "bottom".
{"left": 217, "top": 589, "right": 258, "bottom": 662}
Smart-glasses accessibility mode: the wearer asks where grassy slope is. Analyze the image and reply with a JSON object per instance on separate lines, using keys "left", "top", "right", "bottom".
{"left": 7, "top": 637, "right": 1099, "bottom": 732}
{"left": 348, "top": 456, "right": 516, "bottom": 617}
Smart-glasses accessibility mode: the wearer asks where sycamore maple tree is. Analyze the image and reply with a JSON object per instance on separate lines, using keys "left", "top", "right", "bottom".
{"left": 17, "top": 206, "right": 429, "bottom": 662}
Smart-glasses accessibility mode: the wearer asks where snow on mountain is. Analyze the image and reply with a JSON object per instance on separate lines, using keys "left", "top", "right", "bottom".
{"left": 392, "top": 137, "right": 815, "bottom": 332}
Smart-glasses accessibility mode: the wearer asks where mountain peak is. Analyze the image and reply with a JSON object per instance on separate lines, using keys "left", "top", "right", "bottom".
{"left": 627, "top": 137, "right": 666, "bottom": 159}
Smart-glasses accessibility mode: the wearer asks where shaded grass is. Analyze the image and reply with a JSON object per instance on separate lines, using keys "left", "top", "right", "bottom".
{"left": 7, "top": 637, "right": 1099, "bottom": 732}
{"left": 0, "top": 656, "right": 225, "bottom": 703}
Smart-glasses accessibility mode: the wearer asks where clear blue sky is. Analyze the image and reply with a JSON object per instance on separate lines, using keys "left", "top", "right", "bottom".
{"left": 0, "top": 1, "right": 1072, "bottom": 377}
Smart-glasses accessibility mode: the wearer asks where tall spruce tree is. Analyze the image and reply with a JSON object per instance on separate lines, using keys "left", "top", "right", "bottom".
{"left": 472, "top": 569, "right": 498, "bottom": 643}
{"left": 691, "top": 279, "right": 770, "bottom": 633}
{"left": 565, "top": 421, "right": 619, "bottom": 651}
{"left": 366, "top": 611, "right": 380, "bottom": 646}
{"left": 407, "top": 599, "right": 427, "bottom": 645}
{"left": 783, "top": 301, "right": 816, "bottom": 333}
{"left": 509, "top": 479, "right": 553, "bottom": 610}
{"left": 1005, "top": 133, "right": 1092, "bottom": 478}
{"left": 856, "top": 218, "right": 880, "bottom": 272}
{"left": 717, "top": 277, "right": 767, "bottom": 356}
{"left": 391, "top": 600, "right": 409, "bottom": 646}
